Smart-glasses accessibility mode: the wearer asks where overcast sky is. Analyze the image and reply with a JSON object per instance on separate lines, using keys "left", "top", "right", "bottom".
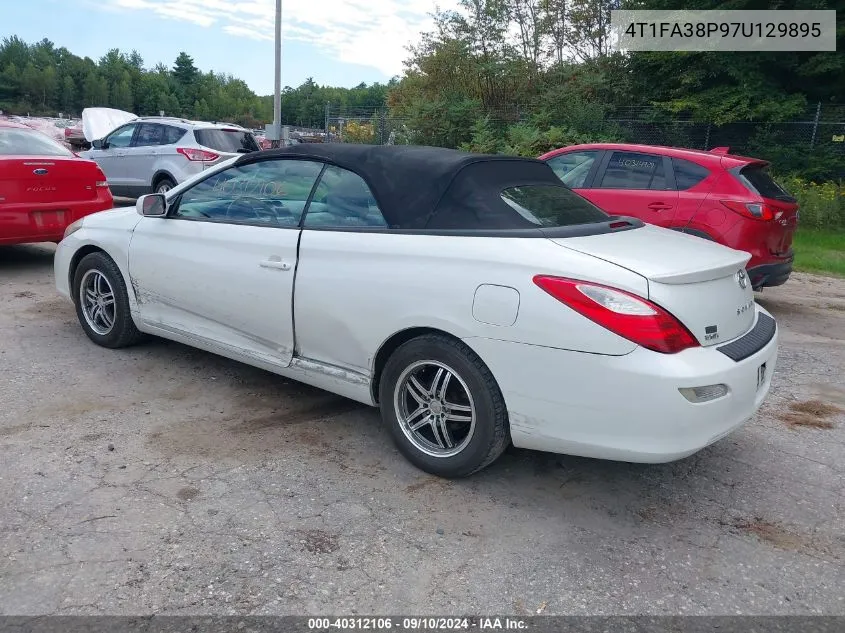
{"left": 5, "top": 0, "right": 453, "bottom": 93}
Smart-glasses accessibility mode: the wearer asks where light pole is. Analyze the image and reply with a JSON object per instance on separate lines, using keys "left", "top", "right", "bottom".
{"left": 272, "top": 0, "right": 282, "bottom": 148}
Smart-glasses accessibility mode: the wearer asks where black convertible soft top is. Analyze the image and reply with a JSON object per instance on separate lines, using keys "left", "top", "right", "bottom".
{"left": 237, "top": 145, "right": 549, "bottom": 227}
{"left": 236, "top": 143, "right": 637, "bottom": 235}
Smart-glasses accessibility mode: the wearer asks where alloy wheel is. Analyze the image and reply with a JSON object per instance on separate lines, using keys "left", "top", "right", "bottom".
{"left": 79, "top": 269, "right": 116, "bottom": 335}
{"left": 393, "top": 360, "right": 476, "bottom": 458}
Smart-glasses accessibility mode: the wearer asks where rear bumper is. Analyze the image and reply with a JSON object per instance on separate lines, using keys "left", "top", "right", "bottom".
{"left": 748, "top": 256, "right": 793, "bottom": 289}
{"left": 465, "top": 306, "right": 778, "bottom": 464}
{"left": 0, "top": 195, "right": 113, "bottom": 245}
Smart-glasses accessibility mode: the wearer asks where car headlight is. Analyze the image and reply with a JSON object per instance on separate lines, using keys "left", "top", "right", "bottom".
{"left": 63, "top": 218, "right": 85, "bottom": 240}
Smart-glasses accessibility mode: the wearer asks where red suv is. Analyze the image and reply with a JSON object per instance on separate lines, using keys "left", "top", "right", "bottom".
{"left": 539, "top": 143, "right": 799, "bottom": 290}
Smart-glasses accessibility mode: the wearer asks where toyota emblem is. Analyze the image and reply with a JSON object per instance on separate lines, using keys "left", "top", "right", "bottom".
{"left": 736, "top": 269, "right": 748, "bottom": 289}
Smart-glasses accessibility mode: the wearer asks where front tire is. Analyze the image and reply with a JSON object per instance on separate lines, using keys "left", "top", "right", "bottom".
{"left": 73, "top": 252, "right": 142, "bottom": 348}
{"left": 379, "top": 334, "right": 510, "bottom": 478}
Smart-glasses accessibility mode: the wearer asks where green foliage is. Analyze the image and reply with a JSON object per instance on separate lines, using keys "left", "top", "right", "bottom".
{"left": 625, "top": 0, "right": 844, "bottom": 123}
{"left": 460, "top": 116, "right": 506, "bottom": 154}
{"left": 387, "top": 0, "right": 843, "bottom": 170}
{"left": 59, "top": 76, "right": 74, "bottom": 113}
{"left": 110, "top": 76, "right": 133, "bottom": 111}
{"left": 778, "top": 176, "right": 845, "bottom": 230}
{"left": 261, "top": 77, "right": 390, "bottom": 129}
{"left": 172, "top": 52, "right": 199, "bottom": 87}
{"left": 0, "top": 36, "right": 388, "bottom": 129}
{"left": 462, "top": 115, "right": 622, "bottom": 156}
{"left": 82, "top": 71, "right": 108, "bottom": 108}
{"left": 748, "top": 127, "right": 845, "bottom": 183}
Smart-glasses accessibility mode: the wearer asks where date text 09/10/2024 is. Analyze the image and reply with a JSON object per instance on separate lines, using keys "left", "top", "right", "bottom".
{"left": 307, "top": 618, "right": 528, "bottom": 630}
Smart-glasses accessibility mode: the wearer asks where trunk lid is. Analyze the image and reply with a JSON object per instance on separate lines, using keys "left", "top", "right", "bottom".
{"left": 551, "top": 225, "right": 756, "bottom": 346}
{"left": 0, "top": 156, "right": 103, "bottom": 204}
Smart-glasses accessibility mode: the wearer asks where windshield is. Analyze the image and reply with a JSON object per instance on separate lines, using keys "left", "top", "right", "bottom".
{"left": 500, "top": 184, "right": 609, "bottom": 227}
{"left": 0, "top": 127, "right": 74, "bottom": 156}
{"left": 194, "top": 129, "right": 260, "bottom": 153}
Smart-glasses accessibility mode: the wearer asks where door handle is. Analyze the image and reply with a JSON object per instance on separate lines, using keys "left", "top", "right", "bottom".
{"left": 260, "top": 257, "right": 291, "bottom": 271}
{"left": 648, "top": 202, "right": 672, "bottom": 210}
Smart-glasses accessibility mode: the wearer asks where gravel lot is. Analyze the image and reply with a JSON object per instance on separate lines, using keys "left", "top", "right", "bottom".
{"left": 1, "top": 243, "right": 844, "bottom": 616}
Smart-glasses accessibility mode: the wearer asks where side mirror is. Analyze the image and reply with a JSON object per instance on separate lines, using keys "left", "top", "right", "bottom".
{"left": 137, "top": 193, "right": 167, "bottom": 217}
{"left": 92, "top": 139, "right": 104, "bottom": 149}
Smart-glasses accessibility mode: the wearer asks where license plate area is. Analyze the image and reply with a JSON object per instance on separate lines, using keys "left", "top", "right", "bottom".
{"left": 32, "top": 209, "right": 69, "bottom": 232}
{"left": 757, "top": 362, "right": 768, "bottom": 391}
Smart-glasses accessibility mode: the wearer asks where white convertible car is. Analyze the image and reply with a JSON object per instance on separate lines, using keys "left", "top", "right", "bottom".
{"left": 55, "top": 144, "right": 778, "bottom": 477}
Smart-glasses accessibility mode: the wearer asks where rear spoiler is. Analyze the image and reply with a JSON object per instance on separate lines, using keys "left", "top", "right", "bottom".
{"left": 711, "top": 147, "right": 770, "bottom": 169}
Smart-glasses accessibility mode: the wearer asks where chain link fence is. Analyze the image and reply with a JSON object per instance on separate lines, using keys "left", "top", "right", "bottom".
{"left": 321, "top": 103, "right": 845, "bottom": 166}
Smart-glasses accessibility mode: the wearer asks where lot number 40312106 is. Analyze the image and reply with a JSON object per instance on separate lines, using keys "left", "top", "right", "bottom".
{"left": 308, "top": 618, "right": 395, "bottom": 630}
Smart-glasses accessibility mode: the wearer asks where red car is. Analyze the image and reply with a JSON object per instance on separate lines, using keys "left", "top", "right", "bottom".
{"left": 63, "top": 123, "right": 89, "bottom": 150}
{"left": 0, "top": 119, "right": 113, "bottom": 246}
{"left": 539, "top": 143, "right": 799, "bottom": 290}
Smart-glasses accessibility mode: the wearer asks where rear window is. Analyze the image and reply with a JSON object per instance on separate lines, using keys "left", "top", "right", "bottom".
{"left": 500, "top": 185, "right": 609, "bottom": 227}
{"left": 0, "top": 128, "right": 73, "bottom": 156}
{"left": 737, "top": 165, "right": 795, "bottom": 202}
{"left": 194, "top": 129, "right": 260, "bottom": 153}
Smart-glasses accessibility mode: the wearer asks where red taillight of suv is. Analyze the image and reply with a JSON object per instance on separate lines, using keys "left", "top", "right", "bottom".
{"left": 533, "top": 275, "right": 699, "bottom": 354}
{"left": 177, "top": 147, "right": 219, "bottom": 162}
{"left": 720, "top": 200, "right": 778, "bottom": 221}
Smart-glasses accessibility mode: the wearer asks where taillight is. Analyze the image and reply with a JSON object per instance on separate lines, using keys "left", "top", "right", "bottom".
{"left": 532, "top": 276, "right": 699, "bottom": 354}
{"left": 96, "top": 180, "right": 109, "bottom": 188}
{"left": 177, "top": 147, "right": 219, "bottom": 162}
{"left": 721, "top": 200, "right": 775, "bottom": 221}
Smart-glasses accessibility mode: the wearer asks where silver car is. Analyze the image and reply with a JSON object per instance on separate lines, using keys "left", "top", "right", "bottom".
{"left": 83, "top": 115, "right": 260, "bottom": 197}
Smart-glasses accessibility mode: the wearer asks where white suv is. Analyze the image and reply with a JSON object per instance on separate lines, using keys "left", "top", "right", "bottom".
{"left": 83, "top": 116, "right": 261, "bottom": 197}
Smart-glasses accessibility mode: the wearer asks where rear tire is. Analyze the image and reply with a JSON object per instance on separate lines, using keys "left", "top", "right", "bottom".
{"left": 154, "top": 176, "right": 176, "bottom": 194}
{"left": 72, "top": 252, "right": 143, "bottom": 349}
{"left": 379, "top": 334, "right": 510, "bottom": 478}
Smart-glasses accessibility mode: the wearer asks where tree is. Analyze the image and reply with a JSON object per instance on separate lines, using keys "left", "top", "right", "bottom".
{"left": 172, "top": 52, "right": 199, "bottom": 111}
{"left": 82, "top": 71, "right": 108, "bottom": 107}
{"left": 0, "top": 36, "right": 30, "bottom": 70}
{"left": 0, "top": 34, "right": 394, "bottom": 124}
{"left": 60, "top": 75, "right": 75, "bottom": 114}
{"left": 540, "top": 0, "right": 567, "bottom": 64}
{"left": 172, "top": 52, "right": 198, "bottom": 86}
{"left": 41, "top": 65, "right": 57, "bottom": 107}
{"left": 566, "top": 0, "right": 621, "bottom": 61}
{"left": 111, "top": 74, "right": 133, "bottom": 111}
{"left": 19, "top": 62, "right": 41, "bottom": 105}
{"left": 127, "top": 50, "right": 144, "bottom": 71}
{"left": 510, "top": 0, "right": 545, "bottom": 64}
{"left": 625, "top": 0, "right": 844, "bottom": 123}
{"left": 0, "top": 62, "right": 20, "bottom": 102}
{"left": 194, "top": 98, "right": 211, "bottom": 121}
